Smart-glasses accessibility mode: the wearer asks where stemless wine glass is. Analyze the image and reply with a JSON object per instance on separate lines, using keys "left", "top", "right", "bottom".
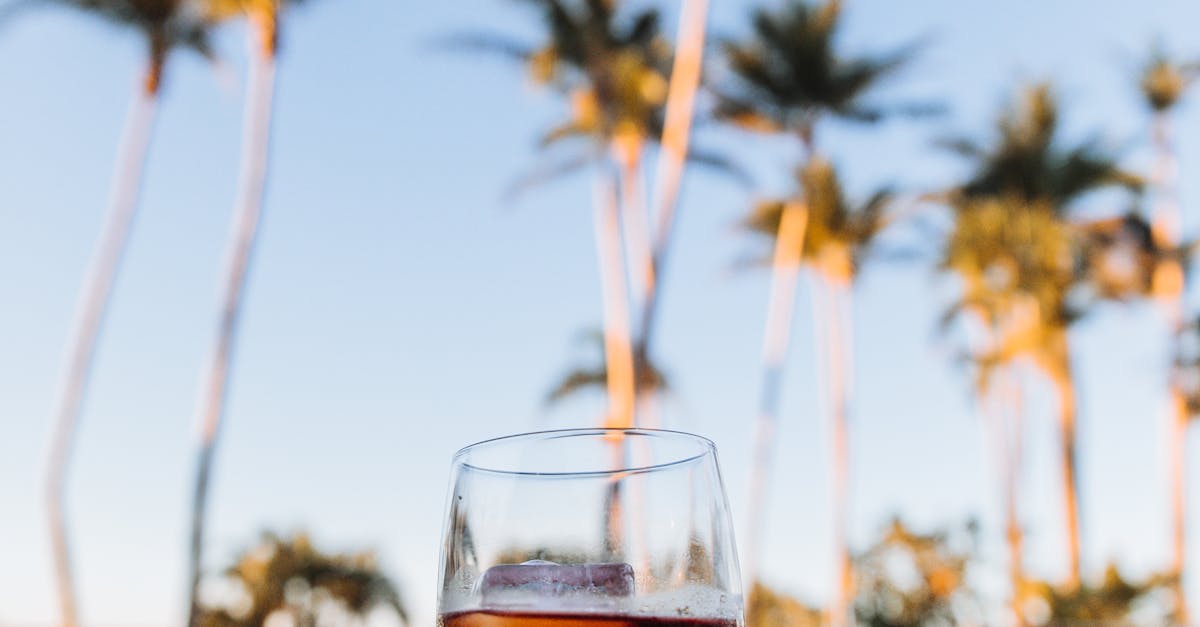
{"left": 437, "top": 429, "right": 744, "bottom": 627}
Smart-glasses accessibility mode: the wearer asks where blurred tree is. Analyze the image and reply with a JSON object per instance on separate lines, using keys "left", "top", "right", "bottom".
{"left": 941, "top": 195, "right": 1078, "bottom": 624}
{"left": 716, "top": 1, "right": 929, "bottom": 620}
{"left": 740, "top": 157, "right": 897, "bottom": 624}
{"left": 454, "top": 0, "right": 675, "bottom": 430}
{"left": 1021, "top": 565, "right": 1175, "bottom": 626}
{"left": 545, "top": 330, "right": 669, "bottom": 424}
{"left": 746, "top": 582, "right": 823, "bottom": 627}
{"left": 853, "top": 519, "right": 982, "bottom": 627}
{"left": 185, "top": 0, "right": 306, "bottom": 623}
{"left": 940, "top": 84, "right": 1139, "bottom": 598}
{"left": 195, "top": 532, "right": 408, "bottom": 627}
{"left": 1133, "top": 45, "right": 1200, "bottom": 624}
{"left": 10, "top": 1, "right": 216, "bottom": 624}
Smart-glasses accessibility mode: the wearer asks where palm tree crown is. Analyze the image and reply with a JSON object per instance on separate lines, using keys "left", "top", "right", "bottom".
{"left": 196, "top": 533, "right": 407, "bottom": 627}
{"left": 1139, "top": 50, "right": 1199, "bottom": 113}
{"left": 546, "top": 330, "right": 668, "bottom": 405}
{"left": 742, "top": 157, "right": 894, "bottom": 279}
{"left": 59, "top": 0, "right": 214, "bottom": 89}
{"left": 946, "top": 84, "right": 1140, "bottom": 210}
{"left": 463, "top": 0, "right": 671, "bottom": 152}
{"left": 716, "top": 0, "right": 925, "bottom": 143}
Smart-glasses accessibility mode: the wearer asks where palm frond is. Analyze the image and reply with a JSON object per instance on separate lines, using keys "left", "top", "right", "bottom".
{"left": 717, "top": 0, "right": 930, "bottom": 134}
{"left": 949, "top": 83, "right": 1140, "bottom": 210}
{"left": 503, "top": 151, "right": 596, "bottom": 200}
{"left": 686, "top": 147, "right": 753, "bottom": 187}
{"left": 546, "top": 367, "right": 608, "bottom": 404}
{"left": 434, "top": 32, "right": 534, "bottom": 60}
{"left": 546, "top": 330, "right": 670, "bottom": 405}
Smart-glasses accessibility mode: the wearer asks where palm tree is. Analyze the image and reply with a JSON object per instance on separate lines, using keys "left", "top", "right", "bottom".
{"left": 853, "top": 519, "right": 981, "bottom": 627}
{"left": 715, "top": 1, "right": 925, "bottom": 618}
{"left": 22, "top": 2, "right": 213, "bottom": 624}
{"left": 941, "top": 196, "right": 1077, "bottom": 623}
{"left": 456, "top": 0, "right": 673, "bottom": 429}
{"left": 185, "top": 0, "right": 302, "bottom": 623}
{"left": 1135, "top": 46, "right": 1199, "bottom": 623}
{"left": 545, "top": 330, "right": 669, "bottom": 416}
{"left": 740, "top": 157, "right": 896, "bottom": 624}
{"left": 194, "top": 532, "right": 408, "bottom": 627}
{"left": 940, "top": 83, "right": 1139, "bottom": 594}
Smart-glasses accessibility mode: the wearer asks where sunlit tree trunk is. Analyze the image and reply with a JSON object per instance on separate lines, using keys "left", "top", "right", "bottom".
{"left": 596, "top": 147, "right": 636, "bottom": 430}
{"left": 1150, "top": 109, "right": 1190, "bottom": 624}
{"left": 44, "top": 59, "right": 163, "bottom": 627}
{"left": 998, "top": 361, "right": 1026, "bottom": 626}
{"left": 615, "top": 139, "right": 654, "bottom": 426}
{"left": 822, "top": 271, "right": 853, "bottom": 627}
{"left": 743, "top": 201, "right": 808, "bottom": 590}
{"left": 635, "top": 0, "right": 710, "bottom": 364}
{"left": 186, "top": 16, "right": 278, "bottom": 625}
{"left": 1043, "top": 329, "right": 1081, "bottom": 589}
{"left": 1169, "top": 388, "right": 1189, "bottom": 619}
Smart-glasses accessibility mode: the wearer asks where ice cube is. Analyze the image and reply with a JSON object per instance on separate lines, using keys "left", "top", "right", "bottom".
{"left": 480, "top": 561, "right": 635, "bottom": 605}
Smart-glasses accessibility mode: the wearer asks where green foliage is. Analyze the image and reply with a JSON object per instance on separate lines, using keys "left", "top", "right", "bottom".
{"left": 196, "top": 532, "right": 407, "bottom": 627}
{"left": 853, "top": 519, "right": 981, "bottom": 627}
{"left": 716, "top": 0, "right": 929, "bottom": 140}
{"left": 1021, "top": 565, "right": 1176, "bottom": 625}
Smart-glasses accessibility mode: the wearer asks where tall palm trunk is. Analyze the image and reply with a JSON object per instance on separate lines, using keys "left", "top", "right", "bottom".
{"left": 1151, "top": 110, "right": 1190, "bottom": 624}
{"left": 1044, "top": 329, "right": 1081, "bottom": 589}
{"left": 997, "top": 361, "right": 1026, "bottom": 626}
{"left": 634, "top": 0, "right": 710, "bottom": 363}
{"left": 186, "top": 19, "right": 277, "bottom": 626}
{"left": 743, "top": 201, "right": 808, "bottom": 590}
{"left": 595, "top": 150, "right": 637, "bottom": 560}
{"left": 1169, "top": 388, "right": 1189, "bottom": 620}
{"left": 822, "top": 273, "right": 853, "bottom": 627}
{"left": 595, "top": 149, "right": 636, "bottom": 429}
{"left": 615, "top": 140, "right": 654, "bottom": 425}
{"left": 44, "top": 61, "right": 162, "bottom": 627}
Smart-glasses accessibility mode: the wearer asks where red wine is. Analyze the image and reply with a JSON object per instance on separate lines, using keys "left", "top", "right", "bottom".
{"left": 439, "top": 610, "right": 739, "bottom": 627}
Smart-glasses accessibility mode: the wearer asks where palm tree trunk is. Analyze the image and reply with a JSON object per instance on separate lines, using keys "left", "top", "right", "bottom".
{"left": 1151, "top": 110, "right": 1190, "bottom": 623}
{"left": 635, "top": 0, "right": 710, "bottom": 363}
{"left": 1169, "top": 388, "right": 1189, "bottom": 623}
{"left": 614, "top": 140, "right": 654, "bottom": 425}
{"left": 823, "top": 274, "right": 853, "bottom": 627}
{"left": 743, "top": 201, "right": 808, "bottom": 590}
{"left": 186, "top": 21, "right": 277, "bottom": 626}
{"left": 44, "top": 63, "right": 162, "bottom": 627}
{"left": 1045, "top": 330, "right": 1081, "bottom": 589}
{"left": 594, "top": 151, "right": 636, "bottom": 429}
{"left": 998, "top": 362, "right": 1026, "bottom": 626}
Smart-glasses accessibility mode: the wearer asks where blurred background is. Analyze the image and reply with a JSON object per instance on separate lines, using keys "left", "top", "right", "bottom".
{"left": 2, "top": 0, "right": 1199, "bottom": 625}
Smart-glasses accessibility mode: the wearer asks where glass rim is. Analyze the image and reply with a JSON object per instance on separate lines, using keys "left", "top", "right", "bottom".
{"left": 452, "top": 428, "right": 717, "bottom": 478}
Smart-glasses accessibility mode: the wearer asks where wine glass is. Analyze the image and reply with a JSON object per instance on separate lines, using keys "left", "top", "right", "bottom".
{"left": 436, "top": 428, "right": 744, "bottom": 627}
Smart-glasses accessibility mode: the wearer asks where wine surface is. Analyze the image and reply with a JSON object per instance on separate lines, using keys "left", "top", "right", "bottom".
{"left": 440, "top": 610, "right": 739, "bottom": 627}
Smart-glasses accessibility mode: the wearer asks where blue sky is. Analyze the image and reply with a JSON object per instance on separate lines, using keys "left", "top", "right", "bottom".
{"left": 1, "top": 0, "right": 1199, "bottom": 624}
